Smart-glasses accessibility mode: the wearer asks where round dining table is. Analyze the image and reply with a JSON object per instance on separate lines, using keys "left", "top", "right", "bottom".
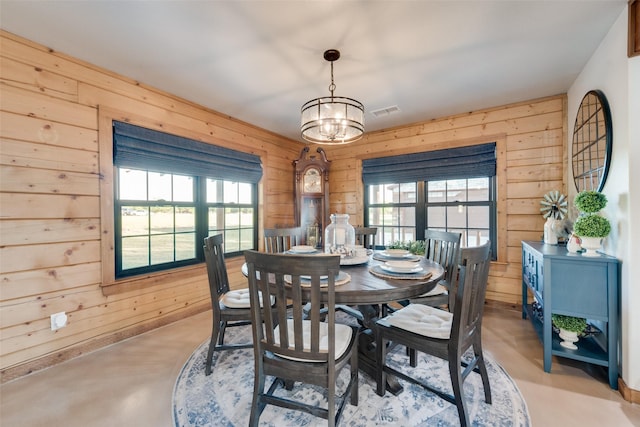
{"left": 241, "top": 251, "right": 445, "bottom": 394}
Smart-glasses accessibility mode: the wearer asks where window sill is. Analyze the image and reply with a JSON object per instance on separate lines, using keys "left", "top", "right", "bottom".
{"left": 100, "top": 263, "right": 206, "bottom": 296}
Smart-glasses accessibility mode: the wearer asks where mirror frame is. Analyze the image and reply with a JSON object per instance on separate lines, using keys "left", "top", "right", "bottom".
{"left": 572, "top": 90, "right": 613, "bottom": 192}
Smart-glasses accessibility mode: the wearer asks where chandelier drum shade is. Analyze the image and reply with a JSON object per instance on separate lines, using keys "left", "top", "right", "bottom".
{"left": 301, "top": 49, "right": 364, "bottom": 144}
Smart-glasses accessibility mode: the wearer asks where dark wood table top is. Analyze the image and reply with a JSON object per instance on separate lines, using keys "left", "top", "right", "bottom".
{"left": 326, "top": 257, "right": 443, "bottom": 305}
{"left": 242, "top": 254, "right": 444, "bottom": 305}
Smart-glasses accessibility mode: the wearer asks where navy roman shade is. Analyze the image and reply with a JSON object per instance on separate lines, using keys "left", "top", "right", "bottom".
{"left": 113, "top": 121, "right": 263, "bottom": 183}
{"left": 362, "top": 142, "right": 496, "bottom": 185}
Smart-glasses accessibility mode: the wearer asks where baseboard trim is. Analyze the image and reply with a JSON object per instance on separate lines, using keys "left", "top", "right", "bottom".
{"left": 1, "top": 303, "right": 210, "bottom": 384}
{"left": 619, "top": 376, "right": 640, "bottom": 404}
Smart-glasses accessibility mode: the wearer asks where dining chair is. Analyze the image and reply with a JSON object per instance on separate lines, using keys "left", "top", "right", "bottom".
{"left": 203, "top": 234, "right": 255, "bottom": 376}
{"left": 408, "top": 229, "right": 462, "bottom": 309}
{"left": 375, "top": 242, "right": 492, "bottom": 427}
{"left": 263, "top": 226, "right": 305, "bottom": 253}
{"left": 244, "top": 250, "right": 359, "bottom": 427}
{"left": 355, "top": 226, "right": 377, "bottom": 250}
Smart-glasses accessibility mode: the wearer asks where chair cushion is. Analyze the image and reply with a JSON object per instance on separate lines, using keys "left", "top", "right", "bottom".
{"left": 416, "top": 283, "right": 448, "bottom": 298}
{"left": 273, "top": 319, "right": 353, "bottom": 362}
{"left": 220, "top": 288, "right": 274, "bottom": 308}
{"left": 383, "top": 303, "right": 452, "bottom": 339}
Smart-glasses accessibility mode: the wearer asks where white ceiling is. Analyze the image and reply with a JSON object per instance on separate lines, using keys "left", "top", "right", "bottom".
{"left": 0, "top": 1, "right": 626, "bottom": 142}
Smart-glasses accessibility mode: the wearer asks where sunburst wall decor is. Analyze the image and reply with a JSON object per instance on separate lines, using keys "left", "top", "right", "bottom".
{"left": 540, "top": 190, "right": 568, "bottom": 220}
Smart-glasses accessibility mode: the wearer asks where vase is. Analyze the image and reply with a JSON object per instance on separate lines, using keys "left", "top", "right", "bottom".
{"left": 543, "top": 217, "right": 559, "bottom": 245}
{"left": 579, "top": 236, "right": 602, "bottom": 257}
{"left": 566, "top": 233, "right": 582, "bottom": 253}
{"left": 324, "top": 213, "right": 355, "bottom": 257}
{"left": 558, "top": 328, "right": 580, "bottom": 350}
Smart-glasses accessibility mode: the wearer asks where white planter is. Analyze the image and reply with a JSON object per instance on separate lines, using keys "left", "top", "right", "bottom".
{"left": 579, "top": 236, "right": 602, "bottom": 257}
{"left": 558, "top": 328, "right": 580, "bottom": 350}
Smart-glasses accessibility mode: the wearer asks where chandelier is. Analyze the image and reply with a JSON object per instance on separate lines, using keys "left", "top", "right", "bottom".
{"left": 301, "top": 49, "right": 364, "bottom": 144}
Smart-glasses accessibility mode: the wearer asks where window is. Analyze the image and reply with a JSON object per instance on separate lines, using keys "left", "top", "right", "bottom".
{"left": 363, "top": 143, "right": 497, "bottom": 258}
{"left": 113, "top": 121, "right": 261, "bottom": 278}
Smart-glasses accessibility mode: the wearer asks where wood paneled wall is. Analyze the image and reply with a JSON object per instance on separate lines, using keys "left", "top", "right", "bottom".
{"left": 0, "top": 31, "right": 300, "bottom": 381}
{"left": 0, "top": 30, "right": 567, "bottom": 380}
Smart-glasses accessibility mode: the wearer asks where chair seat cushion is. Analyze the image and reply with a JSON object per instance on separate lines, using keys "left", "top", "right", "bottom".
{"left": 220, "top": 288, "right": 274, "bottom": 309}
{"left": 416, "top": 283, "right": 448, "bottom": 298}
{"left": 273, "top": 319, "right": 353, "bottom": 362}
{"left": 383, "top": 303, "right": 452, "bottom": 339}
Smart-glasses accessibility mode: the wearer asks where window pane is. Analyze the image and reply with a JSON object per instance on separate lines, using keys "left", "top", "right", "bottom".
{"left": 224, "top": 181, "right": 238, "bottom": 204}
{"left": 122, "top": 236, "right": 149, "bottom": 269}
{"left": 468, "top": 206, "right": 489, "bottom": 228}
{"left": 427, "top": 206, "right": 445, "bottom": 228}
{"left": 150, "top": 234, "right": 174, "bottom": 264}
{"left": 369, "top": 184, "right": 385, "bottom": 204}
{"left": 225, "top": 207, "right": 240, "bottom": 227}
{"left": 122, "top": 207, "right": 148, "bottom": 236}
{"left": 447, "top": 205, "right": 466, "bottom": 228}
{"left": 240, "top": 228, "right": 253, "bottom": 250}
{"left": 224, "top": 229, "right": 240, "bottom": 252}
{"left": 176, "top": 207, "right": 196, "bottom": 232}
{"left": 176, "top": 233, "right": 196, "bottom": 260}
{"left": 238, "top": 182, "right": 252, "bottom": 204}
{"left": 446, "top": 179, "right": 467, "bottom": 202}
{"left": 464, "top": 229, "right": 489, "bottom": 247}
{"left": 427, "top": 180, "right": 446, "bottom": 203}
{"left": 148, "top": 172, "right": 172, "bottom": 201}
{"left": 398, "top": 207, "right": 415, "bottom": 227}
{"left": 173, "top": 175, "right": 194, "bottom": 202}
{"left": 206, "top": 179, "right": 222, "bottom": 203}
{"left": 399, "top": 183, "right": 416, "bottom": 203}
{"left": 119, "top": 169, "right": 147, "bottom": 200}
{"left": 150, "top": 206, "right": 173, "bottom": 235}
{"left": 209, "top": 207, "right": 224, "bottom": 229}
{"left": 468, "top": 178, "right": 489, "bottom": 201}
{"left": 240, "top": 208, "right": 254, "bottom": 227}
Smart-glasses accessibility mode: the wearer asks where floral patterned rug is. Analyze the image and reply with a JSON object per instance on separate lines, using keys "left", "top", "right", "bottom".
{"left": 173, "top": 318, "right": 530, "bottom": 427}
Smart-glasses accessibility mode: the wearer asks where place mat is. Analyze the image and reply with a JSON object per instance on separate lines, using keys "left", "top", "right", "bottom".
{"left": 369, "top": 265, "right": 433, "bottom": 280}
{"left": 372, "top": 252, "right": 421, "bottom": 262}
{"left": 285, "top": 271, "right": 351, "bottom": 287}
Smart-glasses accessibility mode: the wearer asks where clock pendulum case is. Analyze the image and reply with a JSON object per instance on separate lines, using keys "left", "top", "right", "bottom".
{"left": 293, "top": 147, "right": 330, "bottom": 248}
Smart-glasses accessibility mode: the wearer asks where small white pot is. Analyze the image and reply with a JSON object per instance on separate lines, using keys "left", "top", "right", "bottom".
{"left": 558, "top": 328, "right": 580, "bottom": 350}
{"left": 579, "top": 236, "right": 602, "bottom": 257}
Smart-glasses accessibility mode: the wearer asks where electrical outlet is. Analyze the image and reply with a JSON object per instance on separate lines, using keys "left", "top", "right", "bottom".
{"left": 50, "top": 312, "right": 67, "bottom": 331}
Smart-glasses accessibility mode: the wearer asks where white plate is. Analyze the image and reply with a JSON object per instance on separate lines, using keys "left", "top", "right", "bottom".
{"left": 289, "top": 245, "right": 317, "bottom": 253}
{"left": 340, "top": 255, "right": 370, "bottom": 266}
{"left": 301, "top": 274, "right": 329, "bottom": 280}
{"left": 385, "top": 261, "right": 419, "bottom": 269}
{"left": 380, "top": 263, "right": 424, "bottom": 274}
{"left": 383, "top": 249, "right": 410, "bottom": 256}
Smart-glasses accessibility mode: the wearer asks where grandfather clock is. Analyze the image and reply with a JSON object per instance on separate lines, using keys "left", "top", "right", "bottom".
{"left": 293, "top": 146, "right": 330, "bottom": 248}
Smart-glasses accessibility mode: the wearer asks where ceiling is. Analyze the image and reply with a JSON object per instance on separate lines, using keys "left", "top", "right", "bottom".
{"left": 0, "top": 1, "right": 626, "bottom": 142}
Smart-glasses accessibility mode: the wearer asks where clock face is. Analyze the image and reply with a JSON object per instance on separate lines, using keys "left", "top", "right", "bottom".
{"left": 303, "top": 168, "right": 322, "bottom": 193}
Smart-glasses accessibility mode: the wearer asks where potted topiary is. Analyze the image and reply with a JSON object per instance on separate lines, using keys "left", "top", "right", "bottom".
{"left": 572, "top": 191, "right": 611, "bottom": 257}
{"left": 552, "top": 314, "right": 587, "bottom": 350}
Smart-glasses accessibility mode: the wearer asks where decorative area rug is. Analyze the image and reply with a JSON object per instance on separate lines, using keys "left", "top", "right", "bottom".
{"left": 173, "top": 318, "right": 530, "bottom": 427}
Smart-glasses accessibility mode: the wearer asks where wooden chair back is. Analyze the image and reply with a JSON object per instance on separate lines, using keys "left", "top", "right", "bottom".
{"left": 355, "top": 226, "right": 377, "bottom": 250}
{"left": 202, "top": 234, "right": 252, "bottom": 375}
{"left": 243, "top": 250, "right": 359, "bottom": 426}
{"left": 263, "top": 226, "right": 305, "bottom": 253}
{"left": 451, "top": 242, "right": 492, "bottom": 352}
{"left": 424, "top": 229, "right": 462, "bottom": 307}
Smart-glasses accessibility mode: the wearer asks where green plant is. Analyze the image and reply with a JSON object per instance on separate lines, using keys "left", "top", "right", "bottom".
{"left": 386, "top": 240, "right": 426, "bottom": 255}
{"left": 574, "top": 191, "right": 607, "bottom": 213}
{"left": 573, "top": 214, "right": 611, "bottom": 238}
{"left": 552, "top": 314, "right": 587, "bottom": 334}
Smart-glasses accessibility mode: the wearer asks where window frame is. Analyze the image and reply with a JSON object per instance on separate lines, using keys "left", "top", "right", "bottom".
{"left": 98, "top": 107, "right": 263, "bottom": 294}
{"left": 360, "top": 139, "right": 506, "bottom": 263}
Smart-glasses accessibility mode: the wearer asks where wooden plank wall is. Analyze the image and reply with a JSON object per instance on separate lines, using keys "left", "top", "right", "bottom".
{"left": 0, "top": 29, "right": 567, "bottom": 379}
{"left": 319, "top": 95, "right": 567, "bottom": 305}
{"left": 0, "top": 31, "right": 300, "bottom": 380}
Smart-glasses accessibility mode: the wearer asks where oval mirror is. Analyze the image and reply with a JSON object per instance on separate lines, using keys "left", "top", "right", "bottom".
{"left": 572, "top": 90, "right": 612, "bottom": 192}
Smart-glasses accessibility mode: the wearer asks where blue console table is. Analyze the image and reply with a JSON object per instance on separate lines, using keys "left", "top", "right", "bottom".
{"left": 521, "top": 240, "right": 619, "bottom": 389}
